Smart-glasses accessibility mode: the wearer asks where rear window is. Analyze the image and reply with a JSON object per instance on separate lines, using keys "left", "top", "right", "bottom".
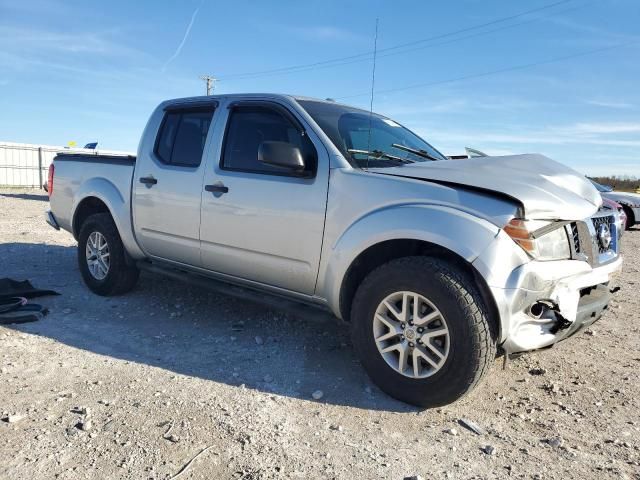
{"left": 155, "top": 108, "right": 215, "bottom": 167}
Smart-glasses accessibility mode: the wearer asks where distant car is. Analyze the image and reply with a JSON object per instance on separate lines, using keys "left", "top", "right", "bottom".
{"left": 590, "top": 179, "right": 640, "bottom": 230}
{"left": 602, "top": 197, "right": 627, "bottom": 232}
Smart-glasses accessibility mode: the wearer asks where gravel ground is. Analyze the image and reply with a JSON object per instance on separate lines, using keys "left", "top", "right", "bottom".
{"left": 1, "top": 189, "right": 639, "bottom": 480}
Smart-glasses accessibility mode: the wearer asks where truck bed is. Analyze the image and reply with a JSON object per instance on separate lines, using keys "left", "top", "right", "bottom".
{"left": 49, "top": 151, "right": 137, "bottom": 241}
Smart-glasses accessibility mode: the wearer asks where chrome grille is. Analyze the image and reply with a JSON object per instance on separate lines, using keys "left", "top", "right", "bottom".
{"left": 570, "top": 222, "right": 581, "bottom": 254}
{"left": 591, "top": 214, "right": 615, "bottom": 254}
{"left": 570, "top": 213, "right": 619, "bottom": 266}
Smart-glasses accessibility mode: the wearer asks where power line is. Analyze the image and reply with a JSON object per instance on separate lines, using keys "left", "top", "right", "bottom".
{"left": 217, "top": 0, "right": 574, "bottom": 81}
{"left": 217, "top": 2, "right": 591, "bottom": 84}
{"left": 335, "top": 40, "right": 638, "bottom": 100}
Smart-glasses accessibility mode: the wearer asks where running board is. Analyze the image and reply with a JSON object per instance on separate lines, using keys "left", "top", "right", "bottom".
{"left": 137, "top": 261, "right": 337, "bottom": 324}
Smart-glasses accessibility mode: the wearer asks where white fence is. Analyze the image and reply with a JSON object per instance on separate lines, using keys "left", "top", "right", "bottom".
{"left": 0, "top": 142, "right": 132, "bottom": 188}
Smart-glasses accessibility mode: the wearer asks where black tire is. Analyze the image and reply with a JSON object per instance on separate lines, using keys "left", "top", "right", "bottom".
{"left": 622, "top": 205, "right": 635, "bottom": 230}
{"left": 77, "top": 213, "right": 139, "bottom": 296}
{"left": 351, "top": 256, "right": 496, "bottom": 408}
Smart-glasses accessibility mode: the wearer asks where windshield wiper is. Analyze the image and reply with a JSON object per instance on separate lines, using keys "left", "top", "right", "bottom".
{"left": 391, "top": 143, "right": 441, "bottom": 162}
{"left": 347, "top": 148, "right": 414, "bottom": 164}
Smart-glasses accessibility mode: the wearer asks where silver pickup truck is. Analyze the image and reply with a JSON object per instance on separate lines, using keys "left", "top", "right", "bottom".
{"left": 46, "top": 94, "right": 622, "bottom": 407}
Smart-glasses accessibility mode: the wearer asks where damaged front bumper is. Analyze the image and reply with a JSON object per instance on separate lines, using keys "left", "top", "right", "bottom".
{"left": 473, "top": 229, "right": 622, "bottom": 354}
{"left": 490, "top": 256, "right": 621, "bottom": 353}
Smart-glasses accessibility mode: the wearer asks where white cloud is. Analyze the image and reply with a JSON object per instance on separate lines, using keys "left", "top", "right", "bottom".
{"left": 0, "top": 26, "right": 141, "bottom": 58}
{"left": 586, "top": 99, "right": 635, "bottom": 109}
{"left": 563, "top": 122, "right": 640, "bottom": 135}
{"left": 545, "top": 16, "right": 640, "bottom": 46}
{"left": 162, "top": 5, "right": 201, "bottom": 72}
{"left": 287, "top": 25, "right": 365, "bottom": 42}
{"left": 422, "top": 129, "right": 640, "bottom": 148}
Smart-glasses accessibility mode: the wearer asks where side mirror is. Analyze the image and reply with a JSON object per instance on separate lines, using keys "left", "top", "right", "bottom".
{"left": 258, "top": 141, "right": 305, "bottom": 173}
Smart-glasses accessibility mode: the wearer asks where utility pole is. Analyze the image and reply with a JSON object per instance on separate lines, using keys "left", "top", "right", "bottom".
{"left": 200, "top": 75, "right": 217, "bottom": 96}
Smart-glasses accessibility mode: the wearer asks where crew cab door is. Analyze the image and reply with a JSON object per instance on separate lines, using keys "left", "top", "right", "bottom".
{"left": 199, "top": 100, "right": 329, "bottom": 294}
{"left": 133, "top": 103, "right": 217, "bottom": 266}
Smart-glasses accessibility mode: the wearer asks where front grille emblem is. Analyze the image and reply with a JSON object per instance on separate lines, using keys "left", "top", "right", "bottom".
{"left": 597, "top": 223, "right": 612, "bottom": 250}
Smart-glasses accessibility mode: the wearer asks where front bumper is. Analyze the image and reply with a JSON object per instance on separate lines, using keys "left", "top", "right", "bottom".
{"left": 488, "top": 255, "right": 622, "bottom": 353}
{"left": 472, "top": 227, "right": 622, "bottom": 354}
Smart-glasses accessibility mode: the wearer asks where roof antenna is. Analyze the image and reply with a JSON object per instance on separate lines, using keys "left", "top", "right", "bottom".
{"left": 366, "top": 18, "right": 379, "bottom": 170}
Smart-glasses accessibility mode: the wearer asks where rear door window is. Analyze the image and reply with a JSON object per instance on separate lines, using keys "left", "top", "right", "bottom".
{"left": 155, "top": 107, "right": 215, "bottom": 167}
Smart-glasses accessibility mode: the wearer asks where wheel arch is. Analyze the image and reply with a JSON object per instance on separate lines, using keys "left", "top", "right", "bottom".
{"left": 318, "top": 204, "right": 503, "bottom": 341}
{"left": 72, "top": 196, "right": 111, "bottom": 238}
{"left": 71, "top": 177, "right": 145, "bottom": 259}
{"left": 336, "top": 238, "right": 501, "bottom": 342}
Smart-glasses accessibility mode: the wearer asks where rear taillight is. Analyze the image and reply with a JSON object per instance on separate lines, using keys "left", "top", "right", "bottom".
{"left": 47, "top": 163, "right": 55, "bottom": 197}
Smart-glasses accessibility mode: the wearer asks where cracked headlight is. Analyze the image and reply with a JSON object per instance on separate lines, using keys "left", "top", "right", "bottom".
{"left": 504, "top": 219, "right": 571, "bottom": 261}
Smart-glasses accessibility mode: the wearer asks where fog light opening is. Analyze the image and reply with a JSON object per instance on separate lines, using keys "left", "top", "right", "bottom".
{"left": 528, "top": 302, "right": 546, "bottom": 319}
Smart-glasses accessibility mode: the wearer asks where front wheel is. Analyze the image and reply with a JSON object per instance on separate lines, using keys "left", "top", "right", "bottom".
{"left": 77, "top": 213, "right": 139, "bottom": 296}
{"left": 351, "top": 256, "right": 496, "bottom": 407}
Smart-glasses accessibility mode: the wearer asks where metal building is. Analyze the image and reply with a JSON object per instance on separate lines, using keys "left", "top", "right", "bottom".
{"left": 0, "top": 142, "right": 130, "bottom": 188}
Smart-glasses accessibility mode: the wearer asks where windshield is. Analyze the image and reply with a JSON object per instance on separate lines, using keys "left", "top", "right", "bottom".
{"left": 298, "top": 100, "right": 448, "bottom": 168}
{"left": 589, "top": 178, "right": 613, "bottom": 193}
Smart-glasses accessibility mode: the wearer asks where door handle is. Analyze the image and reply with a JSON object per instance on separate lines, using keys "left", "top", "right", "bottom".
{"left": 139, "top": 176, "right": 158, "bottom": 185}
{"left": 205, "top": 183, "right": 229, "bottom": 194}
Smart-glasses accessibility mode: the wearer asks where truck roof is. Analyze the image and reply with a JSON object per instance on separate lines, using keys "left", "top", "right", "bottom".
{"left": 161, "top": 93, "right": 357, "bottom": 110}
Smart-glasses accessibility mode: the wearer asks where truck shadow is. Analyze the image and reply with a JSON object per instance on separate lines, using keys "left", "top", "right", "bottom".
{"left": 0, "top": 192, "right": 49, "bottom": 201}
{"left": 1, "top": 242, "right": 416, "bottom": 413}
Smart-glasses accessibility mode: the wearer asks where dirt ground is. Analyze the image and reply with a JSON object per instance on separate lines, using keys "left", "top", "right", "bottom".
{"left": 1, "top": 189, "right": 639, "bottom": 480}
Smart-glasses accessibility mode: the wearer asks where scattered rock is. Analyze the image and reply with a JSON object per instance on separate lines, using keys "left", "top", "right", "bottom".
{"left": 546, "top": 437, "right": 563, "bottom": 448}
{"left": 482, "top": 445, "right": 497, "bottom": 455}
{"left": 444, "top": 428, "right": 458, "bottom": 436}
{"left": 329, "top": 424, "right": 344, "bottom": 432}
{"left": 584, "top": 329, "right": 596, "bottom": 336}
{"left": 311, "top": 390, "right": 324, "bottom": 400}
{"left": 2, "top": 414, "right": 24, "bottom": 423}
{"left": 529, "top": 368, "right": 546, "bottom": 376}
{"left": 166, "top": 434, "right": 180, "bottom": 443}
{"left": 404, "top": 476, "right": 425, "bottom": 480}
{"left": 78, "top": 420, "right": 92, "bottom": 431}
{"left": 458, "top": 418, "right": 485, "bottom": 435}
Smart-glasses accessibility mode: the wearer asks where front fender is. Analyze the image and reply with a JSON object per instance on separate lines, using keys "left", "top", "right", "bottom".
{"left": 317, "top": 203, "right": 502, "bottom": 318}
{"left": 72, "top": 177, "right": 144, "bottom": 259}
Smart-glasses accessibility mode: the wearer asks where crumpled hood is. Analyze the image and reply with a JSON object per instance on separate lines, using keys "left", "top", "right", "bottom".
{"left": 369, "top": 153, "right": 601, "bottom": 220}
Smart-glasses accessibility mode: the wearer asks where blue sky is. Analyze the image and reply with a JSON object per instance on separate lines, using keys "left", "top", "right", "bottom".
{"left": 1, "top": 0, "right": 638, "bottom": 176}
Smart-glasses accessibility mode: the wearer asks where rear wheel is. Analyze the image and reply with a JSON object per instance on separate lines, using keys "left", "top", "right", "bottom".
{"left": 351, "top": 256, "right": 495, "bottom": 407}
{"left": 77, "top": 213, "right": 139, "bottom": 296}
